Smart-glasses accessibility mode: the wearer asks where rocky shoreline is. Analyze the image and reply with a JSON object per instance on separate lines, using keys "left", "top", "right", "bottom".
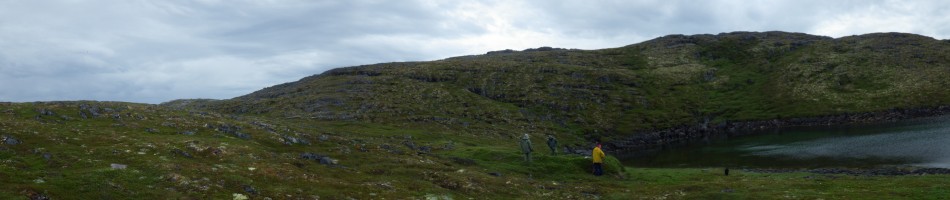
{"left": 605, "top": 105, "right": 950, "bottom": 153}
{"left": 744, "top": 167, "right": 950, "bottom": 176}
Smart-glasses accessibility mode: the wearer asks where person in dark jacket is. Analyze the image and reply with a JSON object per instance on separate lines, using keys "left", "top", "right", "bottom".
{"left": 546, "top": 135, "right": 558, "bottom": 155}
{"left": 519, "top": 134, "right": 533, "bottom": 162}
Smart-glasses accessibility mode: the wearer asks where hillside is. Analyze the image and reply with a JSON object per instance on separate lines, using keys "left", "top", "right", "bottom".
{"left": 188, "top": 31, "right": 950, "bottom": 142}
{"left": 5, "top": 31, "right": 950, "bottom": 199}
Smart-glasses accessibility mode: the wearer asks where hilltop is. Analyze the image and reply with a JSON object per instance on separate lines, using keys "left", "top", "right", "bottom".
{"left": 4, "top": 31, "right": 950, "bottom": 199}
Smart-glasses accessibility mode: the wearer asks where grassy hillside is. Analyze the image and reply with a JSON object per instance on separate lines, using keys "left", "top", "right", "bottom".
{"left": 4, "top": 102, "right": 950, "bottom": 199}
{"left": 192, "top": 31, "right": 950, "bottom": 141}
{"left": 5, "top": 31, "right": 950, "bottom": 199}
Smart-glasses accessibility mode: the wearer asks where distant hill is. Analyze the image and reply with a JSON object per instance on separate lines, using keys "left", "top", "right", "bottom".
{"left": 177, "top": 31, "right": 950, "bottom": 140}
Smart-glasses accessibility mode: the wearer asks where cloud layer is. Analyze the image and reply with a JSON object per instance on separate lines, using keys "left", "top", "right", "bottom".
{"left": 1, "top": 0, "right": 948, "bottom": 103}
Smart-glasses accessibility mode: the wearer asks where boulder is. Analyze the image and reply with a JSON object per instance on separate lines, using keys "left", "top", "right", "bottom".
{"left": 300, "top": 152, "right": 324, "bottom": 161}
{"left": 243, "top": 185, "right": 258, "bottom": 195}
{"left": 38, "top": 109, "right": 55, "bottom": 116}
{"left": 232, "top": 132, "right": 251, "bottom": 140}
{"left": 171, "top": 149, "right": 193, "bottom": 158}
{"left": 111, "top": 163, "right": 128, "bottom": 170}
{"left": 320, "top": 156, "right": 338, "bottom": 165}
{"left": 2, "top": 135, "right": 20, "bottom": 145}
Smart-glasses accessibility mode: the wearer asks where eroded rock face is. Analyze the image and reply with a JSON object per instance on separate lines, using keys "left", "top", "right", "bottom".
{"left": 610, "top": 106, "right": 950, "bottom": 153}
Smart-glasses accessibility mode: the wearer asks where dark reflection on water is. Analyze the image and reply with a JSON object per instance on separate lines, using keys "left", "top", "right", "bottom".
{"left": 621, "top": 116, "right": 950, "bottom": 169}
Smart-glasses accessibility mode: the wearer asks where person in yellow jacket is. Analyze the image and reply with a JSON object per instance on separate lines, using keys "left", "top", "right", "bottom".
{"left": 592, "top": 143, "right": 606, "bottom": 176}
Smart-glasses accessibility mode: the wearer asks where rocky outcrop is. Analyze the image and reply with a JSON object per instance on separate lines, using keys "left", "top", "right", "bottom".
{"left": 608, "top": 106, "right": 950, "bottom": 153}
{"left": 746, "top": 167, "right": 950, "bottom": 176}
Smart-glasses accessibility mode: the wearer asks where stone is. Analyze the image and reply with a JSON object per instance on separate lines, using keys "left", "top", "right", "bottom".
{"left": 319, "top": 134, "right": 329, "bottom": 141}
{"left": 180, "top": 131, "right": 196, "bottom": 136}
{"left": 232, "top": 193, "right": 249, "bottom": 200}
{"left": 145, "top": 128, "right": 158, "bottom": 133}
{"left": 488, "top": 172, "right": 502, "bottom": 177}
{"left": 282, "top": 135, "right": 310, "bottom": 145}
{"left": 42, "top": 153, "right": 52, "bottom": 161}
{"left": 300, "top": 152, "right": 324, "bottom": 161}
{"left": 232, "top": 132, "right": 251, "bottom": 140}
{"left": 38, "top": 109, "right": 55, "bottom": 116}
{"left": 403, "top": 140, "right": 417, "bottom": 150}
{"left": 24, "top": 190, "right": 50, "bottom": 200}
{"left": 243, "top": 185, "right": 258, "bottom": 195}
{"left": 111, "top": 163, "right": 128, "bottom": 170}
{"left": 172, "top": 149, "right": 193, "bottom": 158}
{"left": 320, "top": 156, "right": 338, "bottom": 165}
{"left": 418, "top": 146, "right": 432, "bottom": 154}
{"left": 2, "top": 135, "right": 21, "bottom": 145}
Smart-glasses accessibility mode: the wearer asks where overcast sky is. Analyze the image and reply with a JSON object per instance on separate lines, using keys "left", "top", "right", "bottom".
{"left": 2, "top": 0, "right": 948, "bottom": 103}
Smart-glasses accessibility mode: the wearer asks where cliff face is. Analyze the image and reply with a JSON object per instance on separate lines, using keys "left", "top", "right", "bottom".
{"left": 183, "top": 31, "right": 950, "bottom": 140}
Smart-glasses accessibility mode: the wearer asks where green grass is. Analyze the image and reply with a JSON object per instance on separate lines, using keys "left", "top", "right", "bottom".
{"left": 3, "top": 102, "right": 950, "bottom": 199}
{"left": 6, "top": 32, "right": 950, "bottom": 199}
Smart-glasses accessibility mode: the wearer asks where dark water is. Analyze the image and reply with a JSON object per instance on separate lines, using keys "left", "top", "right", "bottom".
{"left": 622, "top": 116, "right": 950, "bottom": 169}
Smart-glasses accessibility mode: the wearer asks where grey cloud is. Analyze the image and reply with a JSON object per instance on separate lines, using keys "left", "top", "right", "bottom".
{"left": 1, "top": 0, "right": 948, "bottom": 103}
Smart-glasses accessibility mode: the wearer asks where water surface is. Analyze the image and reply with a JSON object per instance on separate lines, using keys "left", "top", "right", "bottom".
{"left": 622, "top": 116, "right": 950, "bottom": 169}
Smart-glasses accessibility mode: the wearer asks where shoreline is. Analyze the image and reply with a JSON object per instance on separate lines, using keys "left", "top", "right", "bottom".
{"left": 743, "top": 167, "right": 950, "bottom": 176}
{"left": 606, "top": 105, "right": 950, "bottom": 153}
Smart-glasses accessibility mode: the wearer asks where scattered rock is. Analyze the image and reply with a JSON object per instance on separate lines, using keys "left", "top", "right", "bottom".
{"left": 79, "top": 104, "right": 101, "bottom": 118}
{"left": 111, "top": 163, "right": 128, "bottom": 170}
{"left": 320, "top": 156, "right": 338, "bottom": 165}
{"left": 282, "top": 135, "right": 310, "bottom": 145}
{"left": 232, "top": 132, "right": 251, "bottom": 140}
{"left": 38, "top": 109, "right": 55, "bottom": 116}
{"left": 22, "top": 189, "right": 50, "bottom": 200}
{"left": 300, "top": 152, "right": 324, "bottom": 161}
{"left": 145, "top": 128, "right": 159, "bottom": 133}
{"left": 232, "top": 193, "right": 249, "bottom": 200}
{"left": 418, "top": 146, "right": 432, "bottom": 155}
{"left": 243, "top": 185, "right": 258, "bottom": 195}
{"left": 180, "top": 131, "right": 196, "bottom": 136}
{"left": 171, "top": 149, "right": 193, "bottom": 158}
{"left": 403, "top": 140, "right": 417, "bottom": 150}
{"left": 2, "top": 135, "right": 21, "bottom": 145}
{"left": 319, "top": 134, "right": 329, "bottom": 141}
{"left": 161, "top": 122, "right": 177, "bottom": 127}
{"left": 42, "top": 153, "right": 52, "bottom": 161}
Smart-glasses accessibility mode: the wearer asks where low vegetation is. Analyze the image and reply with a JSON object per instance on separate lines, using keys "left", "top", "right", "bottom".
{"left": 4, "top": 31, "right": 950, "bottom": 198}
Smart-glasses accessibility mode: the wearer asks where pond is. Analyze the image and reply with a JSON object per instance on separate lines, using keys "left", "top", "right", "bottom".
{"left": 622, "top": 115, "right": 950, "bottom": 169}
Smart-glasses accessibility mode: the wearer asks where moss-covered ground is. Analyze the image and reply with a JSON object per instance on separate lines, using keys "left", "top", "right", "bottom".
{"left": 2, "top": 102, "right": 949, "bottom": 199}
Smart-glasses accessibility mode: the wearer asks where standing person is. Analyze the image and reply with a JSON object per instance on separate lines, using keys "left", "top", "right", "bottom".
{"left": 546, "top": 135, "right": 558, "bottom": 155}
{"left": 592, "top": 143, "right": 606, "bottom": 176}
{"left": 519, "top": 134, "right": 533, "bottom": 163}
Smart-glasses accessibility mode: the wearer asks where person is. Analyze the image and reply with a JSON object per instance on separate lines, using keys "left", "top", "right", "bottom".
{"left": 519, "top": 134, "right": 533, "bottom": 163}
{"left": 546, "top": 135, "right": 558, "bottom": 155}
{"left": 592, "top": 143, "right": 606, "bottom": 176}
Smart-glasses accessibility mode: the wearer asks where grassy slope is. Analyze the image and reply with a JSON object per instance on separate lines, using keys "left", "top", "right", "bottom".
{"left": 3, "top": 102, "right": 950, "bottom": 199}
{"left": 5, "top": 32, "right": 950, "bottom": 199}
{"left": 195, "top": 32, "right": 950, "bottom": 142}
